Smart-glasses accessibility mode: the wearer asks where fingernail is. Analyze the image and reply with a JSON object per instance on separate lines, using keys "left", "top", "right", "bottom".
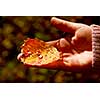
{"left": 62, "top": 53, "right": 72, "bottom": 57}
{"left": 51, "top": 17, "right": 56, "bottom": 23}
{"left": 71, "top": 36, "right": 77, "bottom": 44}
{"left": 60, "top": 38, "right": 70, "bottom": 48}
{"left": 63, "top": 57, "right": 70, "bottom": 62}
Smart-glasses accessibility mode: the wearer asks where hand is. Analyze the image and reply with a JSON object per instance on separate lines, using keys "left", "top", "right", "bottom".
{"left": 43, "top": 17, "right": 92, "bottom": 71}
{"left": 46, "top": 38, "right": 92, "bottom": 71}
{"left": 51, "top": 17, "right": 92, "bottom": 52}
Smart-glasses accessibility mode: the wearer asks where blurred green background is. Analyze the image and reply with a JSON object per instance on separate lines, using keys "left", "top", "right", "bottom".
{"left": 0, "top": 16, "right": 100, "bottom": 83}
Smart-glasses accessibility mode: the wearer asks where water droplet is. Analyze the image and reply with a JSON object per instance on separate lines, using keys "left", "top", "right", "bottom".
{"left": 38, "top": 55, "right": 43, "bottom": 59}
{"left": 28, "top": 51, "right": 31, "bottom": 54}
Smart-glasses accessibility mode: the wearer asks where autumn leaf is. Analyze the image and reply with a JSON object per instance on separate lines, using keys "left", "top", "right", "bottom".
{"left": 17, "top": 38, "right": 61, "bottom": 67}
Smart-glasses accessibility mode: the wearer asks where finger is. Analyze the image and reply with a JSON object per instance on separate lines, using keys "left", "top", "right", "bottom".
{"left": 46, "top": 40, "right": 59, "bottom": 47}
{"left": 17, "top": 53, "right": 23, "bottom": 61}
{"left": 63, "top": 51, "right": 92, "bottom": 70}
{"left": 51, "top": 17, "right": 84, "bottom": 33}
{"left": 46, "top": 38, "right": 71, "bottom": 49}
{"left": 47, "top": 38, "right": 74, "bottom": 53}
{"left": 32, "top": 59, "right": 66, "bottom": 70}
{"left": 58, "top": 38, "right": 71, "bottom": 53}
{"left": 37, "top": 52, "right": 92, "bottom": 71}
{"left": 72, "top": 26, "right": 92, "bottom": 41}
{"left": 59, "top": 38, "right": 70, "bottom": 48}
{"left": 47, "top": 38, "right": 77, "bottom": 53}
{"left": 71, "top": 27, "right": 92, "bottom": 52}
{"left": 59, "top": 38, "right": 78, "bottom": 54}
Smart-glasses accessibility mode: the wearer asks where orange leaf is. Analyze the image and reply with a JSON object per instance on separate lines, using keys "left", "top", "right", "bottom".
{"left": 17, "top": 38, "right": 61, "bottom": 67}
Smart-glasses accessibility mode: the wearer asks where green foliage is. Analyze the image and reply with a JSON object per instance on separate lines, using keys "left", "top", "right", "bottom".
{"left": 34, "top": 32, "right": 51, "bottom": 41}
{"left": 0, "top": 16, "right": 100, "bottom": 82}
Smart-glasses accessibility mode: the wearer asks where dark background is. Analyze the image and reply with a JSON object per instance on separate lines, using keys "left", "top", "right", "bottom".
{"left": 0, "top": 16, "right": 100, "bottom": 82}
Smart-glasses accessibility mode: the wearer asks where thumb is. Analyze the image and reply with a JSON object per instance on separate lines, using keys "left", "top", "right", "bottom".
{"left": 51, "top": 17, "right": 85, "bottom": 33}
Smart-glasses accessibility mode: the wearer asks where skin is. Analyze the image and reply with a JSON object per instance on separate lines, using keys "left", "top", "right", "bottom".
{"left": 44, "top": 17, "right": 93, "bottom": 71}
